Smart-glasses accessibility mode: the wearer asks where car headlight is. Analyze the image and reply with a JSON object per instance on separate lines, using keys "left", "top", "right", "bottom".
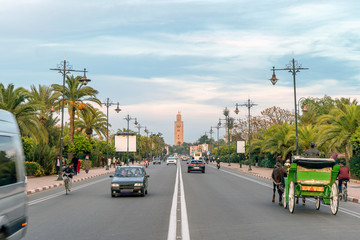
{"left": 134, "top": 183, "right": 143, "bottom": 187}
{"left": 111, "top": 183, "right": 119, "bottom": 187}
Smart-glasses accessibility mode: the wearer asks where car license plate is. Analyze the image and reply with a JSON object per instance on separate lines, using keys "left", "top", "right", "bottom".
{"left": 194, "top": 167, "right": 199, "bottom": 169}
{"left": 121, "top": 189, "right": 133, "bottom": 193}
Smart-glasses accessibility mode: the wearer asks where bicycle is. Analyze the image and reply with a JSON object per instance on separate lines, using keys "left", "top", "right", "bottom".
{"left": 340, "top": 180, "right": 348, "bottom": 202}
{"left": 63, "top": 172, "right": 72, "bottom": 195}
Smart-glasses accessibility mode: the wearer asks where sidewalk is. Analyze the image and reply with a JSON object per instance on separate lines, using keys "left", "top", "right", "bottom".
{"left": 26, "top": 167, "right": 116, "bottom": 195}
{"left": 212, "top": 162, "right": 360, "bottom": 204}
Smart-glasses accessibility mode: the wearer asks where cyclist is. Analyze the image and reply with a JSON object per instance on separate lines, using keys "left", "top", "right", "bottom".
{"left": 63, "top": 163, "right": 74, "bottom": 191}
{"left": 216, "top": 158, "right": 221, "bottom": 169}
{"left": 337, "top": 161, "right": 350, "bottom": 197}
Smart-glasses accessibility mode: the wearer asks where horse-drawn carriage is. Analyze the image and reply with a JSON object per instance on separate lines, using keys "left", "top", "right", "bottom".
{"left": 282, "top": 156, "right": 340, "bottom": 215}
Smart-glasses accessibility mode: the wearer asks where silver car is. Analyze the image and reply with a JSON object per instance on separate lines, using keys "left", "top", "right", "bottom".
{"left": 166, "top": 157, "right": 177, "bottom": 165}
{"left": 0, "top": 110, "right": 27, "bottom": 239}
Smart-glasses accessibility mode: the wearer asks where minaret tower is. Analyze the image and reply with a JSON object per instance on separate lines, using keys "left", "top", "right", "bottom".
{"left": 174, "top": 112, "right": 183, "bottom": 145}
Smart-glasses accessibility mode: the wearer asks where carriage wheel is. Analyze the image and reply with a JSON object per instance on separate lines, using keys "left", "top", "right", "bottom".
{"left": 315, "top": 197, "right": 320, "bottom": 210}
{"left": 282, "top": 192, "right": 287, "bottom": 209}
{"left": 288, "top": 181, "right": 295, "bottom": 213}
{"left": 330, "top": 182, "right": 339, "bottom": 215}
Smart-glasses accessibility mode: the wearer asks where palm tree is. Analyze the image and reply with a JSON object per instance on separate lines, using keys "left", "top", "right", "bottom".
{"left": 297, "top": 125, "right": 320, "bottom": 154}
{"left": 318, "top": 103, "right": 360, "bottom": 165}
{"left": 0, "top": 83, "right": 47, "bottom": 143}
{"left": 27, "top": 84, "right": 61, "bottom": 124}
{"left": 51, "top": 75, "right": 101, "bottom": 153}
{"left": 260, "top": 124, "right": 294, "bottom": 160}
{"left": 75, "top": 106, "right": 108, "bottom": 143}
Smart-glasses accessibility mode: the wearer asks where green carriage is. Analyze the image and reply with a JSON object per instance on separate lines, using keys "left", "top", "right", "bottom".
{"left": 283, "top": 157, "right": 340, "bottom": 215}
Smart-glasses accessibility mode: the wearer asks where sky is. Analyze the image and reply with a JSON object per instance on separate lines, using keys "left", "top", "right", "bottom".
{"left": 1, "top": 0, "right": 360, "bottom": 145}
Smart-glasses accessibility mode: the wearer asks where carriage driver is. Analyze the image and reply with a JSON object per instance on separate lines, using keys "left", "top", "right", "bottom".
{"left": 304, "top": 142, "right": 320, "bottom": 157}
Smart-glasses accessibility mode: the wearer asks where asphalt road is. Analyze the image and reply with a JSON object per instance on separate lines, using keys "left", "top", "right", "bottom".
{"left": 24, "top": 161, "right": 360, "bottom": 240}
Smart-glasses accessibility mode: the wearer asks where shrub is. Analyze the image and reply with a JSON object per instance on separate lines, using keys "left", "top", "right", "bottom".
{"left": 259, "top": 158, "right": 272, "bottom": 168}
{"left": 350, "top": 155, "right": 360, "bottom": 179}
{"left": 25, "top": 161, "right": 45, "bottom": 177}
{"left": 27, "top": 143, "right": 57, "bottom": 175}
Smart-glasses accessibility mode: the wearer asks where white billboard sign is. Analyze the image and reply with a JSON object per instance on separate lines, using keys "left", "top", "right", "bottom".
{"left": 236, "top": 141, "right": 246, "bottom": 154}
{"left": 115, "top": 135, "right": 137, "bottom": 152}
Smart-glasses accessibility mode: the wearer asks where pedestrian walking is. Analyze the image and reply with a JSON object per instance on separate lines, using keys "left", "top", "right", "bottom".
{"left": 102, "top": 156, "right": 105, "bottom": 168}
{"left": 72, "top": 156, "right": 78, "bottom": 175}
{"left": 107, "top": 157, "right": 111, "bottom": 169}
{"left": 84, "top": 154, "right": 90, "bottom": 173}
{"left": 55, "top": 155, "right": 61, "bottom": 175}
{"left": 112, "top": 157, "right": 116, "bottom": 168}
{"left": 77, "top": 158, "right": 81, "bottom": 174}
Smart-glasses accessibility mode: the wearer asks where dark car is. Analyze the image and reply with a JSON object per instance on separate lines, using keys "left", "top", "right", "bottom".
{"left": 153, "top": 158, "right": 161, "bottom": 165}
{"left": 110, "top": 166, "right": 149, "bottom": 197}
{"left": 188, "top": 160, "right": 206, "bottom": 173}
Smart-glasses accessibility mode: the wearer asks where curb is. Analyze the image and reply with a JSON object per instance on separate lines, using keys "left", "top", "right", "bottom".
{"left": 26, "top": 171, "right": 112, "bottom": 195}
{"left": 219, "top": 164, "right": 360, "bottom": 205}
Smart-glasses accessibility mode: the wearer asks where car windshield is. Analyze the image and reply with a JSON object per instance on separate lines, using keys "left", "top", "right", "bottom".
{"left": 115, "top": 167, "right": 144, "bottom": 177}
{"left": 190, "top": 161, "right": 203, "bottom": 164}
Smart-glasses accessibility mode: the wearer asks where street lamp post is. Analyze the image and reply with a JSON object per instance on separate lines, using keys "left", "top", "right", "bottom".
{"left": 235, "top": 99, "right": 257, "bottom": 171}
{"left": 220, "top": 107, "right": 232, "bottom": 166}
{"left": 124, "top": 115, "right": 137, "bottom": 165}
{"left": 270, "top": 56, "right": 308, "bottom": 156}
{"left": 50, "top": 60, "right": 90, "bottom": 180}
{"left": 212, "top": 120, "right": 222, "bottom": 159}
{"left": 135, "top": 124, "right": 145, "bottom": 163}
{"left": 144, "top": 127, "right": 150, "bottom": 160}
{"left": 297, "top": 97, "right": 308, "bottom": 117}
{"left": 102, "top": 99, "right": 121, "bottom": 170}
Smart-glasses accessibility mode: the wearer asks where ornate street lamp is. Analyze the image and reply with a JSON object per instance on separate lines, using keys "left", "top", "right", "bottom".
{"left": 234, "top": 99, "right": 257, "bottom": 171}
{"left": 124, "top": 115, "right": 137, "bottom": 165}
{"left": 212, "top": 120, "right": 223, "bottom": 159}
{"left": 102, "top": 98, "right": 121, "bottom": 170}
{"left": 219, "top": 107, "right": 233, "bottom": 166}
{"left": 297, "top": 97, "right": 308, "bottom": 117}
{"left": 50, "top": 60, "right": 89, "bottom": 180}
{"left": 135, "top": 123, "right": 145, "bottom": 162}
{"left": 270, "top": 56, "right": 309, "bottom": 155}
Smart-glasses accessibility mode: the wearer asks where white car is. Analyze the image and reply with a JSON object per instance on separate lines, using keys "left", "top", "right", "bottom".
{"left": 166, "top": 157, "right": 177, "bottom": 165}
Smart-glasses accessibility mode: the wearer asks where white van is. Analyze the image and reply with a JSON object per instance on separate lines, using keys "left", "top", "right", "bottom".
{"left": 193, "top": 152, "right": 202, "bottom": 160}
{"left": 0, "top": 109, "right": 27, "bottom": 239}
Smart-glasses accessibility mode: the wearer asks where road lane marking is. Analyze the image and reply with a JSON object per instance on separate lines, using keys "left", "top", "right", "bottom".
{"left": 167, "top": 164, "right": 179, "bottom": 240}
{"left": 179, "top": 165, "right": 190, "bottom": 240}
{"left": 210, "top": 165, "right": 360, "bottom": 219}
{"left": 28, "top": 177, "right": 108, "bottom": 206}
{"left": 168, "top": 163, "right": 190, "bottom": 240}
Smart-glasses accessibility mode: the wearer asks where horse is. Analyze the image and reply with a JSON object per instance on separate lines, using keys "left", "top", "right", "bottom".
{"left": 272, "top": 166, "right": 287, "bottom": 206}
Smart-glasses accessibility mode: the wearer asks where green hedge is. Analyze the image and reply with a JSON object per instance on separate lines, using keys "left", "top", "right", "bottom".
{"left": 25, "top": 161, "right": 45, "bottom": 177}
{"left": 350, "top": 155, "right": 360, "bottom": 179}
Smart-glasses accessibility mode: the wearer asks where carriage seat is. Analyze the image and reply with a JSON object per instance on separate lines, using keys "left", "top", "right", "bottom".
{"left": 292, "top": 157, "right": 336, "bottom": 169}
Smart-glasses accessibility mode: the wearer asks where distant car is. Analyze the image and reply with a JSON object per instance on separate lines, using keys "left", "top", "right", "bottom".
{"left": 188, "top": 160, "right": 206, "bottom": 173}
{"left": 110, "top": 166, "right": 149, "bottom": 197}
{"left": 182, "top": 156, "right": 188, "bottom": 161}
{"left": 153, "top": 158, "right": 161, "bottom": 165}
{"left": 166, "top": 157, "right": 177, "bottom": 165}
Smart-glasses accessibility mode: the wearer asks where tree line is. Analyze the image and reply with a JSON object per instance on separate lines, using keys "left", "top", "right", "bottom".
{"left": 173, "top": 96, "right": 360, "bottom": 178}
{"left": 0, "top": 77, "right": 165, "bottom": 176}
